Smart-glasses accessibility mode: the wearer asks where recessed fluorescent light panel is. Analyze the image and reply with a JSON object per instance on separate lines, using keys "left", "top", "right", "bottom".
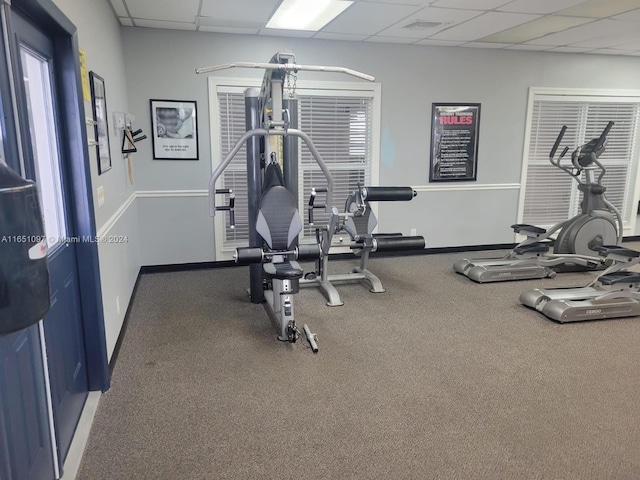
{"left": 266, "top": 0, "right": 353, "bottom": 31}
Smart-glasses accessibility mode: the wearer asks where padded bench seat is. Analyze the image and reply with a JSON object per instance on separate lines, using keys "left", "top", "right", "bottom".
{"left": 263, "top": 261, "right": 303, "bottom": 280}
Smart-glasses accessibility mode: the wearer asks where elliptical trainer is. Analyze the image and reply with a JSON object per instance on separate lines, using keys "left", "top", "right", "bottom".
{"left": 454, "top": 121, "right": 623, "bottom": 283}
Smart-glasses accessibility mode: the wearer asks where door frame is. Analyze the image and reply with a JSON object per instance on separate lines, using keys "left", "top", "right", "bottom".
{"left": 3, "top": 0, "right": 110, "bottom": 391}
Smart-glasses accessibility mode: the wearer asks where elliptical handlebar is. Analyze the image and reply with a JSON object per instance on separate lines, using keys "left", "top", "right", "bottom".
{"left": 550, "top": 125, "right": 567, "bottom": 159}
{"left": 595, "top": 121, "right": 614, "bottom": 151}
{"left": 549, "top": 125, "right": 580, "bottom": 179}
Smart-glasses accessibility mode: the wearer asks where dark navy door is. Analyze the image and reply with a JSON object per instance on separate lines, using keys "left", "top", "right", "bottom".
{"left": 12, "top": 10, "right": 89, "bottom": 467}
{"left": 0, "top": 327, "right": 55, "bottom": 480}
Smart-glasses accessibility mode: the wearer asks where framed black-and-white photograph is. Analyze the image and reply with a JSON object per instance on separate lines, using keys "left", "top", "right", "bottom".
{"left": 89, "top": 71, "right": 112, "bottom": 174}
{"left": 150, "top": 99, "right": 198, "bottom": 160}
{"left": 430, "top": 103, "right": 481, "bottom": 182}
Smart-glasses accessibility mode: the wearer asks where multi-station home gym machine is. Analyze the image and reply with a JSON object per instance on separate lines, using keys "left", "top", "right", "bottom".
{"left": 454, "top": 122, "right": 623, "bottom": 283}
{"left": 197, "top": 51, "right": 377, "bottom": 352}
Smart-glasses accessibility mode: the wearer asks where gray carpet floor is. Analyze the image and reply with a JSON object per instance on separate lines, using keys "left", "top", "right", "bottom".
{"left": 77, "top": 251, "right": 640, "bottom": 480}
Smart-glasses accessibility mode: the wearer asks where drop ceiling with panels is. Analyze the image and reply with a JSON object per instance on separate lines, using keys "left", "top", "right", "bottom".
{"left": 109, "top": 0, "right": 640, "bottom": 56}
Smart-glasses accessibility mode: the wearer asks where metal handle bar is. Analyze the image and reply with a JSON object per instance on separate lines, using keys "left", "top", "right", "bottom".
{"left": 595, "top": 121, "right": 614, "bottom": 151}
{"left": 209, "top": 128, "right": 333, "bottom": 216}
{"left": 195, "top": 61, "right": 375, "bottom": 82}
{"left": 550, "top": 125, "right": 567, "bottom": 158}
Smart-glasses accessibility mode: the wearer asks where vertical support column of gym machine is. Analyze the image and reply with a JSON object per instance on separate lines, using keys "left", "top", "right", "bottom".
{"left": 245, "top": 87, "right": 263, "bottom": 304}
{"left": 282, "top": 95, "right": 299, "bottom": 243}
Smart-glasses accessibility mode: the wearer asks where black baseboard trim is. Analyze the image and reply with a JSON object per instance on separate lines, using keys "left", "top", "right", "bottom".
{"left": 109, "top": 269, "right": 143, "bottom": 376}
{"left": 136, "top": 243, "right": 519, "bottom": 273}
{"left": 130, "top": 238, "right": 640, "bottom": 276}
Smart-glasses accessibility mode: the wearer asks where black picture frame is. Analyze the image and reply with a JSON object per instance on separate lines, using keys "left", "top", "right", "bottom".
{"left": 430, "top": 103, "right": 481, "bottom": 182}
{"left": 150, "top": 99, "right": 199, "bottom": 160}
{"left": 89, "top": 71, "right": 111, "bottom": 175}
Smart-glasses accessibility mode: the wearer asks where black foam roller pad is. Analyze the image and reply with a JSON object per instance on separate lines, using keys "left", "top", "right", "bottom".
{"left": 297, "top": 243, "right": 321, "bottom": 260}
{"left": 374, "top": 236, "right": 425, "bottom": 252}
{"left": 235, "top": 247, "right": 264, "bottom": 265}
{"left": 363, "top": 186, "right": 415, "bottom": 202}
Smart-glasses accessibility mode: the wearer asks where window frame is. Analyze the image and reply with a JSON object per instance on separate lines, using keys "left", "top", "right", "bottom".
{"left": 517, "top": 87, "right": 640, "bottom": 239}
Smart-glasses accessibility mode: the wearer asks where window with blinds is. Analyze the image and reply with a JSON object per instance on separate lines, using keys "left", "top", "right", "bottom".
{"left": 215, "top": 84, "right": 376, "bottom": 253}
{"left": 521, "top": 94, "right": 640, "bottom": 230}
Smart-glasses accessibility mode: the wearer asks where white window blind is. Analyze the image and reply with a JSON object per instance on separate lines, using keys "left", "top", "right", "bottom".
{"left": 299, "top": 94, "right": 373, "bottom": 238}
{"left": 215, "top": 85, "right": 375, "bottom": 251}
{"left": 218, "top": 90, "right": 249, "bottom": 247}
{"left": 522, "top": 95, "right": 640, "bottom": 229}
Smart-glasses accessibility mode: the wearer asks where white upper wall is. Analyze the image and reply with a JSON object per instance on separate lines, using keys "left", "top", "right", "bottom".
{"left": 121, "top": 27, "right": 640, "bottom": 250}
{"left": 54, "top": 0, "right": 132, "bottom": 229}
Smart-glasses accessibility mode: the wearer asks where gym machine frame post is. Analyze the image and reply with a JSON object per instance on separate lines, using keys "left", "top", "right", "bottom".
{"left": 302, "top": 184, "right": 425, "bottom": 306}
{"left": 520, "top": 245, "right": 640, "bottom": 322}
{"left": 453, "top": 122, "right": 623, "bottom": 283}
{"left": 198, "top": 51, "right": 374, "bottom": 349}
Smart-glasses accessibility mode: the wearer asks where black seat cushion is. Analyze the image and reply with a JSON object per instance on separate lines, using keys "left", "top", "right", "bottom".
{"left": 263, "top": 261, "right": 303, "bottom": 280}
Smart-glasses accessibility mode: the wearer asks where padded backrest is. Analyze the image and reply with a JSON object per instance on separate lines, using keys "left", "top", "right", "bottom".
{"left": 256, "top": 186, "right": 302, "bottom": 250}
{"left": 263, "top": 162, "right": 285, "bottom": 191}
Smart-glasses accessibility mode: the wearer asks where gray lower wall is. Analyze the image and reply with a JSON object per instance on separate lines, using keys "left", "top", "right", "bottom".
{"left": 137, "top": 195, "right": 214, "bottom": 266}
{"left": 120, "top": 27, "right": 640, "bottom": 257}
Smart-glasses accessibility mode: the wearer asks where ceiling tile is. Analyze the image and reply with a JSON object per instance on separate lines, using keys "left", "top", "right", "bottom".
{"left": 376, "top": 6, "right": 482, "bottom": 38}
{"left": 110, "top": 0, "right": 128, "bottom": 17}
{"left": 365, "top": 36, "right": 417, "bottom": 43}
{"left": 612, "top": 8, "right": 640, "bottom": 20}
{"left": 414, "top": 38, "right": 465, "bottom": 46}
{"left": 547, "top": 46, "right": 595, "bottom": 52}
{"left": 569, "top": 30, "right": 640, "bottom": 48}
{"left": 313, "top": 32, "right": 370, "bottom": 41}
{"left": 197, "top": 17, "right": 264, "bottom": 29}
{"left": 133, "top": 19, "right": 196, "bottom": 30}
{"left": 497, "top": 0, "right": 588, "bottom": 14}
{"left": 527, "top": 19, "right": 637, "bottom": 45}
{"left": 119, "top": 17, "right": 134, "bottom": 27}
{"left": 322, "top": 2, "right": 422, "bottom": 35}
{"left": 259, "top": 28, "right": 315, "bottom": 38}
{"left": 430, "top": 11, "right": 540, "bottom": 41}
{"left": 558, "top": 0, "right": 640, "bottom": 18}
{"left": 200, "top": 0, "right": 281, "bottom": 23}
{"left": 613, "top": 39, "right": 640, "bottom": 50}
{"left": 360, "top": 0, "right": 424, "bottom": 4}
{"left": 590, "top": 48, "right": 635, "bottom": 55}
{"left": 198, "top": 26, "right": 260, "bottom": 35}
{"left": 125, "top": 0, "right": 199, "bottom": 23}
{"left": 479, "top": 15, "right": 593, "bottom": 43}
{"left": 463, "top": 41, "right": 510, "bottom": 48}
{"left": 504, "top": 44, "right": 550, "bottom": 50}
{"left": 430, "top": 0, "right": 512, "bottom": 10}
